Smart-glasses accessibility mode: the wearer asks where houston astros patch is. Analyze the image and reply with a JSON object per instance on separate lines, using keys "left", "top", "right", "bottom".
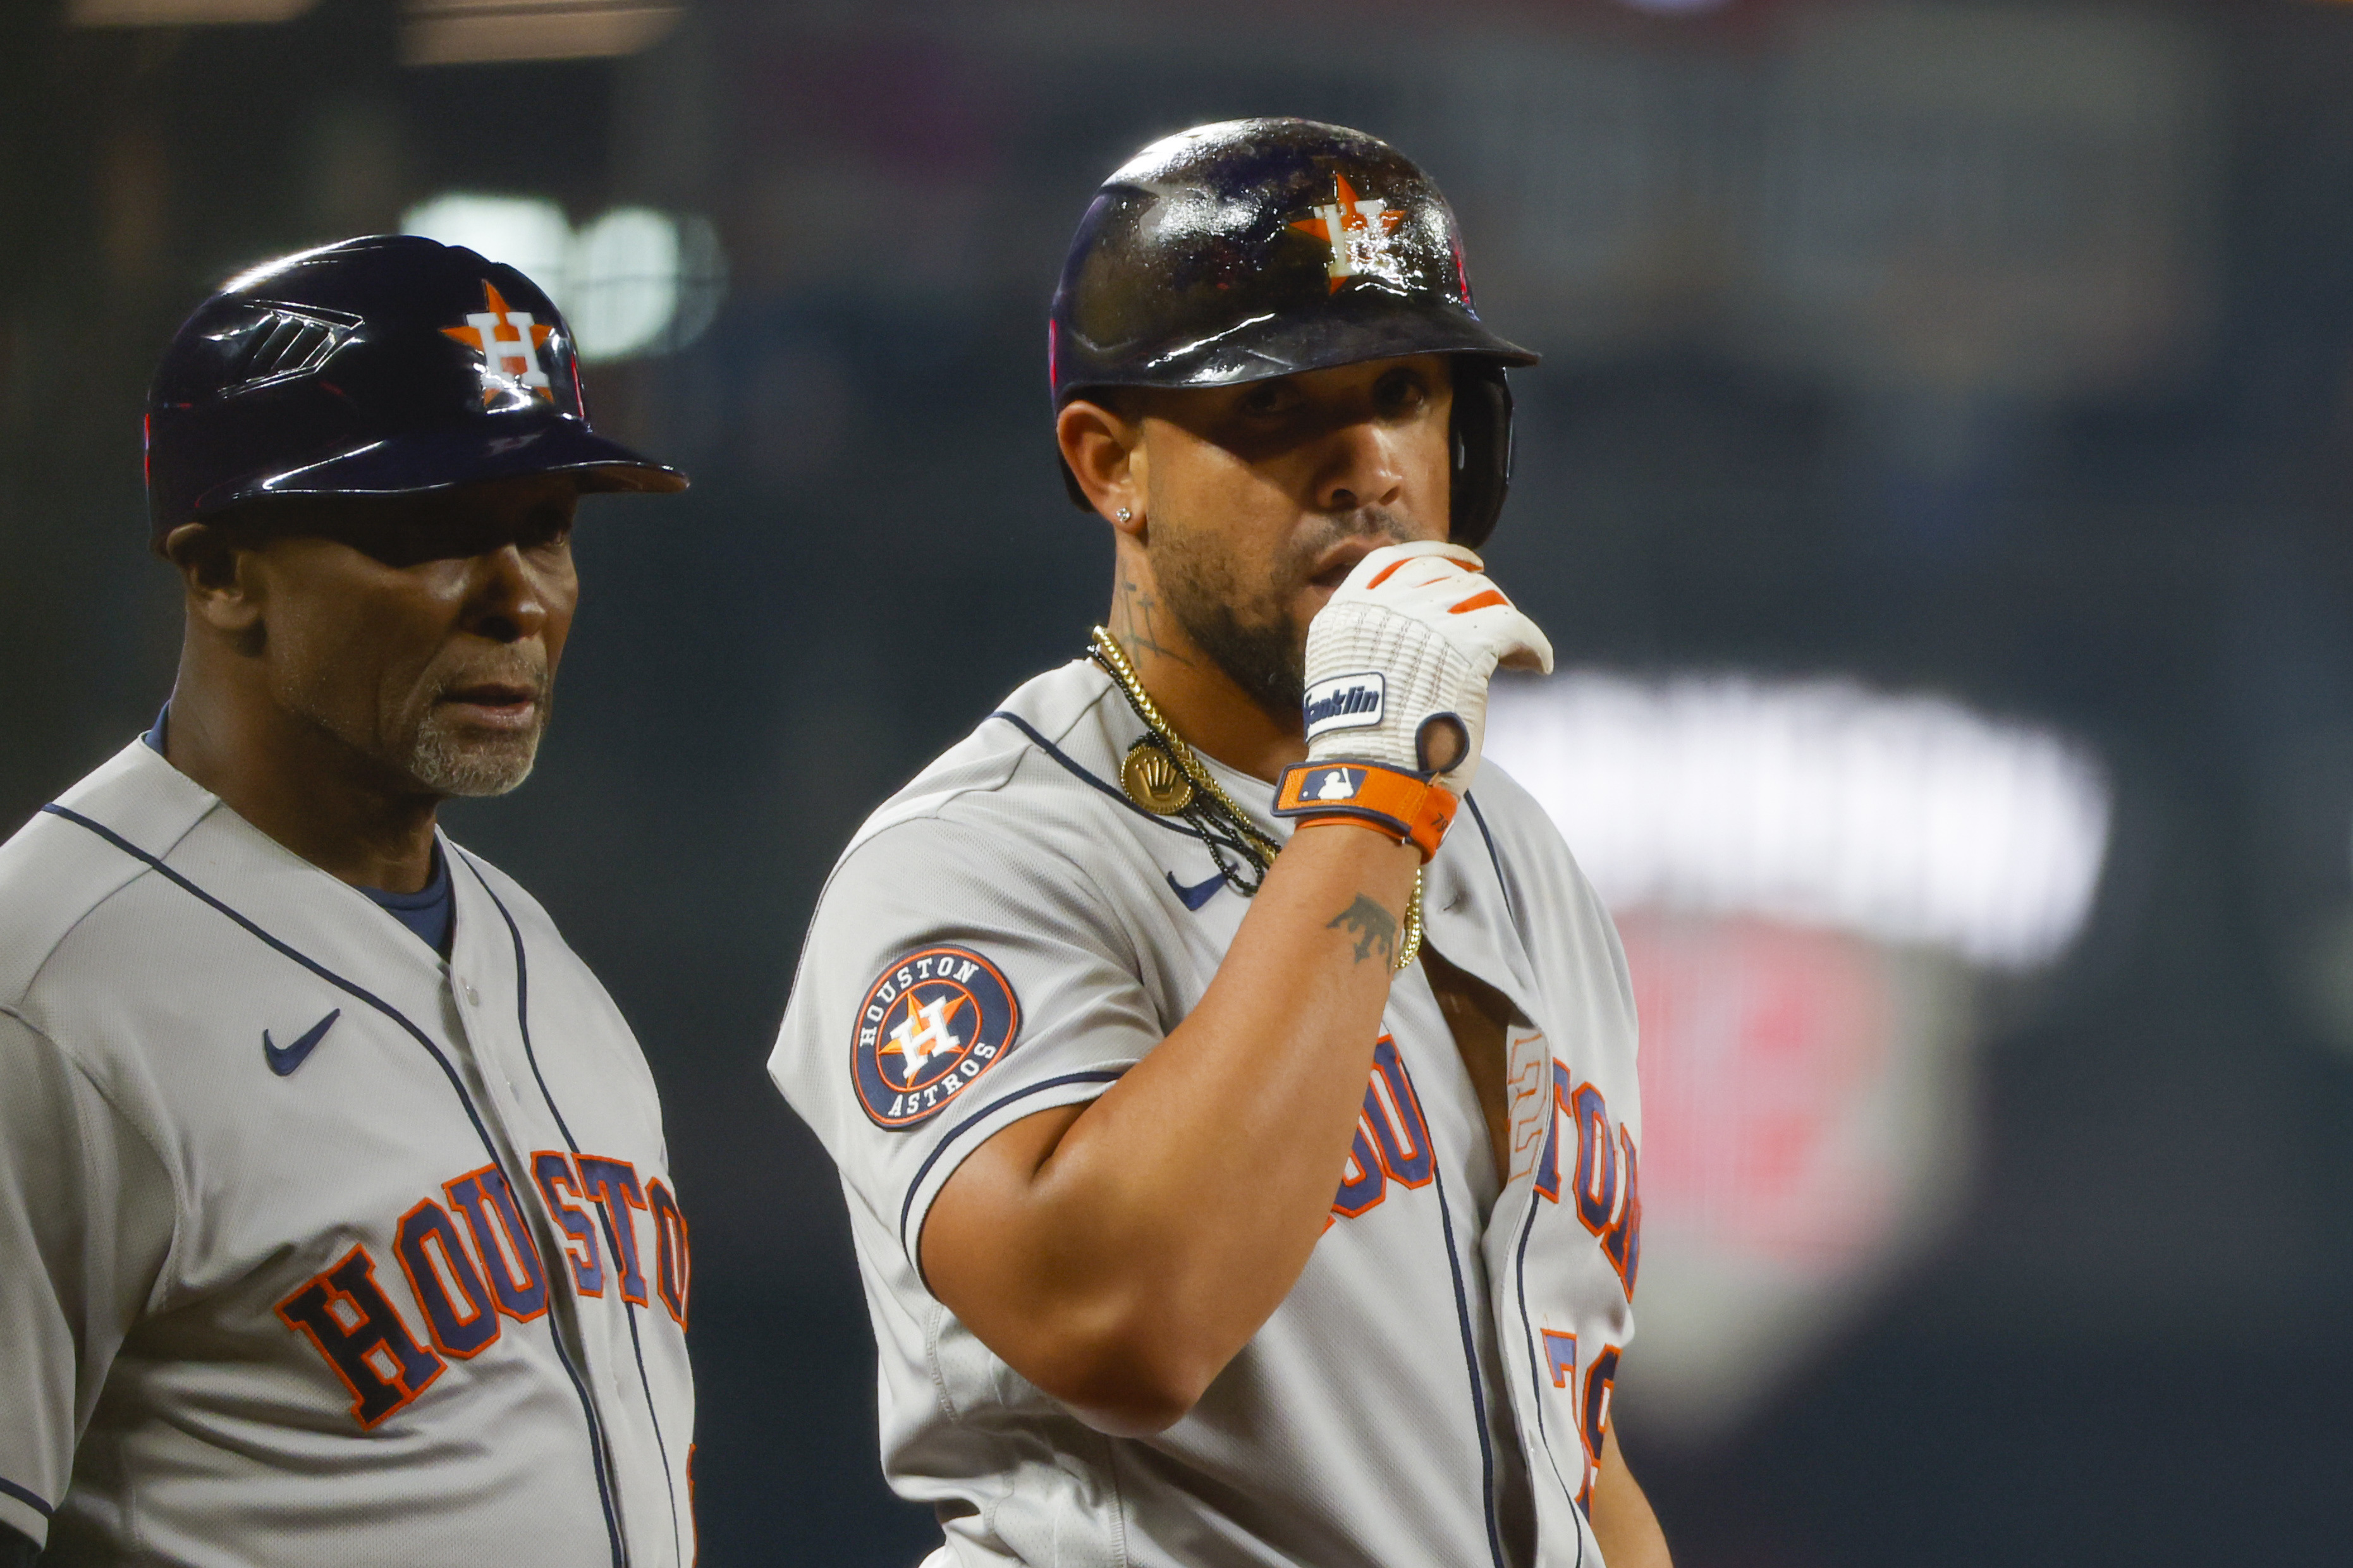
{"left": 852, "top": 946, "right": 1021, "bottom": 1129}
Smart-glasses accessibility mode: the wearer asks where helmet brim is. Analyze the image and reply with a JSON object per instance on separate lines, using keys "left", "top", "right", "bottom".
{"left": 1060, "top": 296, "right": 1537, "bottom": 404}
{"left": 217, "top": 415, "right": 687, "bottom": 514}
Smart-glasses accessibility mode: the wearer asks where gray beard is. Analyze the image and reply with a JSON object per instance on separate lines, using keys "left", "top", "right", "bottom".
{"left": 403, "top": 707, "right": 544, "bottom": 797}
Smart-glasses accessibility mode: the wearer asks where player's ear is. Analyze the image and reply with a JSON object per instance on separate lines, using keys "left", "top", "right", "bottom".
{"left": 163, "top": 520, "right": 267, "bottom": 639}
{"left": 1056, "top": 396, "right": 1146, "bottom": 540}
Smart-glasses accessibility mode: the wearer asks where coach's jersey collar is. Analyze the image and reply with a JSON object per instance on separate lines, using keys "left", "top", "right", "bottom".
{"left": 60, "top": 738, "right": 465, "bottom": 987}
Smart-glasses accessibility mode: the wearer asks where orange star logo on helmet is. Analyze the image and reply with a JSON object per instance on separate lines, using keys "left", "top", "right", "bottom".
{"left": 1289, "top": 172, "right": 1409, "bottom": 293}
{"left": 441, "top": 281, "right": 554, "bottom": 406}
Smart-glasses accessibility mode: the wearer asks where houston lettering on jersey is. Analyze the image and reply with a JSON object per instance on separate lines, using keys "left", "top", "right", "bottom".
{"left": 1326, "top": 1036, "right": 1435, "bottom": 1223}
{"left": 276, "top": 1153, "right": 690, "bottom": 1430}
{"left": 1530, "top": 1061, "right": 1641, "bottom": 1299}
{"left": 1526, "top": 1058, "right": 1640, "bottom": 1504}
{"left": 1322, "top": 1040, "right": 1642, "bottom": 1507}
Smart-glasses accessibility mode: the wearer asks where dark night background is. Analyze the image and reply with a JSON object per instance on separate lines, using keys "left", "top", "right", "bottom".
{"left": 7, "top": 1, "right": 2353, "bottom": 1562}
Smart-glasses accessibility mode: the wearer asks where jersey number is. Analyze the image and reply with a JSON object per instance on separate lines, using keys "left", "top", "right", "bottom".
{"left": 1538, "top": 1328, "right": 1622, "bottom": 1507}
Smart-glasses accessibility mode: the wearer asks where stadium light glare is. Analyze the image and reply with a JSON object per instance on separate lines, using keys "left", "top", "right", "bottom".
{"left": 1485, "top": 672, "right": 2112, "bottom": 969}
{"left": 401, "top": 0, "right": 680, "bottom": 65}
{"left": 70, "top": 0, "right": 315, "bottom": 21}
{"left": 400, "top": 195, "right": 721, "bottom": 365}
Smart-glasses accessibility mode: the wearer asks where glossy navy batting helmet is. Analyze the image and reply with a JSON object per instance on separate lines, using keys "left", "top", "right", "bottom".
{"left": 1049, "top": 118, "right": 1536, "bottom": 547}
{"left": 145, "top": 234, "right": 685, "bottom": 549}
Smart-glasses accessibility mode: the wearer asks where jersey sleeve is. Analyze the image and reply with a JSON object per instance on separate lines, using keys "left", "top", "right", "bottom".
{"left": 768, "top": 813, "right": 1163, "bottom": 1277}
{"left": 0, "top": 1010, "right": 176, "bottom": 1546}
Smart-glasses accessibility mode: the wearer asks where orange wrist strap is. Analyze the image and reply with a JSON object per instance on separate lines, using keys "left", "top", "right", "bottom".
{"left": 1273, "top": 762, "right": 1458, "bottom": 861}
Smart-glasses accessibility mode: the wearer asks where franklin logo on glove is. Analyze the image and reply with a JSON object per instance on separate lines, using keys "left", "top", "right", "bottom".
{"left": 1303, "top": 673, "right": 1386, "bottom": 738}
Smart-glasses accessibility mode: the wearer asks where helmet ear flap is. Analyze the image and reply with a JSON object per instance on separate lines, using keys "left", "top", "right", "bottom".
{"left": 1448, "top": 360, "right": 1515, "bottom": 549}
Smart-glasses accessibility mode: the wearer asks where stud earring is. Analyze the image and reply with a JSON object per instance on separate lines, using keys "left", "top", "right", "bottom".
{"left": 1118, "top": 507, "right": 1133, "bottom": 523}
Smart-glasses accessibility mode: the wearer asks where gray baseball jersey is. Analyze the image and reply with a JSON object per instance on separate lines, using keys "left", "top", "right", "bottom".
{"left": 0, "top": 739, "right": 695, "bottom": 1565}
{"left": 769, "top": 660, "right": 1643, "bottom": 1567}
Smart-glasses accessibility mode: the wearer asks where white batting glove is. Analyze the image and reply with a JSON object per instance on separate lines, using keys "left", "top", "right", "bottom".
{"left": 1300, "top": 540, "right": 1553, "bottom": 796}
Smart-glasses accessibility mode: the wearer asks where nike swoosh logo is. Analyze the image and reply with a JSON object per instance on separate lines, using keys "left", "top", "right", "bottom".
{"left": 1166, "top": 870, "right": 1225, "bottom": 912}
{"left": 263, "top": 1009, "right": 341, "bottom": 1077}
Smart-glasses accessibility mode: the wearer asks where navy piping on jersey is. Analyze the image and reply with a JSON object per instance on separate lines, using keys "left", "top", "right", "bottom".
{"left": 984, "top": 710, "right": 1508, "bottom": 1555}
{"left": 1513, "top": 1176, "right": 1587, "bottom": 1543}
{"left": 41, "top": 805, "right": 630, "bottom": 1568}
{"left": 1475, "top": 799, "right": 1589, "bottom": 1559}
{"left": 1429, "top": 1160, "right": 1509, "bottom": 1568}
{"left": 898, "top": 1069, "right": 1127, "bottom": 1285}
{"left": 0, "top": 1476, "right": 51, "bottom": 1519}
{"left": 988, "top": 711, "right": 1226, "bottom": 842}
{"left": 1464, "top": 793, "right": 1518, "bottom": 930}
{"left": 456, "top": 851, "right": 686, "bottom": 1568}
{"left": 362, "top": 843, "right": 455, "bottom": 958}
{"left": 146, "top": 707, "right": 458, "bottom": 958}
{"left": 1465, "top": 787, "right": 1589, "bottom": 1552}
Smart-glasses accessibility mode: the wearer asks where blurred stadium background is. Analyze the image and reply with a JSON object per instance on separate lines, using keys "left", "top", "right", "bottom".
{"left": 8, "top": 0, "right": 2353, "bottom": 1561}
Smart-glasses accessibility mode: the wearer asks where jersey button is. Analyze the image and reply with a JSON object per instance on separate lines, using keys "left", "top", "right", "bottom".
{"left": 461, "top": 980, "right": 481, "bottom": 1006}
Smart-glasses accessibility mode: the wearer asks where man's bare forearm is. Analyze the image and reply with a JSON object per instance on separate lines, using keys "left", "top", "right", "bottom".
{"left": 1590, "top": 1429, "right": 1673, "bottom": 1568}
{"left": 922, "top": 823, "right": 1418, "bottom": 1431}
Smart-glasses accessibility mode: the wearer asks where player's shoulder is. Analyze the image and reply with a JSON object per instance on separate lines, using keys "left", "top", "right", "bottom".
{"left": 839, "top": 658, "right": 1130, "bottom": 870}
{"left": 1462, "top": 758, "right": 1637, "bottom": 1018}
{"left": 441, "top": 838, "right": 629, "bottom": 1004}
{"left": 441, "top": 836, "right": 557, "bottom": 933}
{"left": 0, "top": 739, "right": 216, "bottom": 1005}
{"left": 1462, "top": 760, "right": 1582, "bottom": 882}
{"left": 1460, "top": 760, "right": 1624, "bottom": 947}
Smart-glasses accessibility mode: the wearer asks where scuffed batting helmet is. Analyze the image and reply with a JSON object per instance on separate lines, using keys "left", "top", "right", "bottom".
{"left": 1049, "top": 118, "right": 1536, "bottom": 547}
{"left": 145, "top": 234, "right": 684, "bottom": 549}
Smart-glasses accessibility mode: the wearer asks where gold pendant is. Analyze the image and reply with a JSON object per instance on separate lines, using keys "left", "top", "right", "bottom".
{"left": 1121, "top": 740, "right": 1196, "bottom": 815}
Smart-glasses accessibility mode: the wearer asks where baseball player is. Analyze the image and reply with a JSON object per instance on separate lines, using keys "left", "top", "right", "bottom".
{"left": 0, "top": 237, "right": 696, "bottom": 1565}
{"left": 770, "top": 120, "right": 1670, "bottom": 1565}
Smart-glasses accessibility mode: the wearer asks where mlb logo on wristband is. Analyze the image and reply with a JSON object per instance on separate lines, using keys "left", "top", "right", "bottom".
{"left": 1305, "top": 765, "right": 1366, "bottom": 801}
{"left": 1303, "top": 672, "right": 1385, "bottom": 739}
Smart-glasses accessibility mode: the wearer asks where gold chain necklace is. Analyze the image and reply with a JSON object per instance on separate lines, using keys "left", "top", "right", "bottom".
{"left": 1089, "top": 626, "right": 1422, "bottom": 972}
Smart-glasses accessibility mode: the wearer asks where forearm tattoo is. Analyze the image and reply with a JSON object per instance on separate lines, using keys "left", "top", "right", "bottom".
{"left": 1328, "top": 895, "right": 1398, "bottom": 965}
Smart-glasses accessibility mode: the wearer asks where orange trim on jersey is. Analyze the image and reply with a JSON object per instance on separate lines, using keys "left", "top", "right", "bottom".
{"left": 532, "top": 1150, "right": 606, "bottom": 1298}
{"left": 275, "top": 1244, "right": 446, "bottom": 1430}
{"left": 647, "top": 1177, "right": 693, "bottom": 1329}
{"left": 393, "top": 1198, "right": 501, "bottom": 1358}
{"left": 1540, "top": 1327, "right": 1577, "bottom": 1389}
{"left": 1329, "top": 1118, "right": 1389, "bottom": 1219}
{"left": 444, "top": 1164, "right": 551, "bottom": 1324}
{"left": 1577, "top": 1340, "right": 1623, "bottom": 1510}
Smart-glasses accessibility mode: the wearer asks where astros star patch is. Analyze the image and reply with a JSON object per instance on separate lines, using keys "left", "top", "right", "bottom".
{"left": 852, "top": 945, "right": 1021, "bottom": 1129}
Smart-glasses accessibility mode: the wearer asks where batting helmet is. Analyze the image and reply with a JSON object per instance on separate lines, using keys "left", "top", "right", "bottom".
{"left": 145, "top": 234, "right": 685, "bottom": 550}
{"left": 1049, "top": 118, "right": 1536, "bottom": 547}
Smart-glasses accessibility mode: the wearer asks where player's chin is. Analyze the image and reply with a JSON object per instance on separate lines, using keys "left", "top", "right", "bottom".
{"left": 405, "top": 712, "right": 545, "bottom": 798}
